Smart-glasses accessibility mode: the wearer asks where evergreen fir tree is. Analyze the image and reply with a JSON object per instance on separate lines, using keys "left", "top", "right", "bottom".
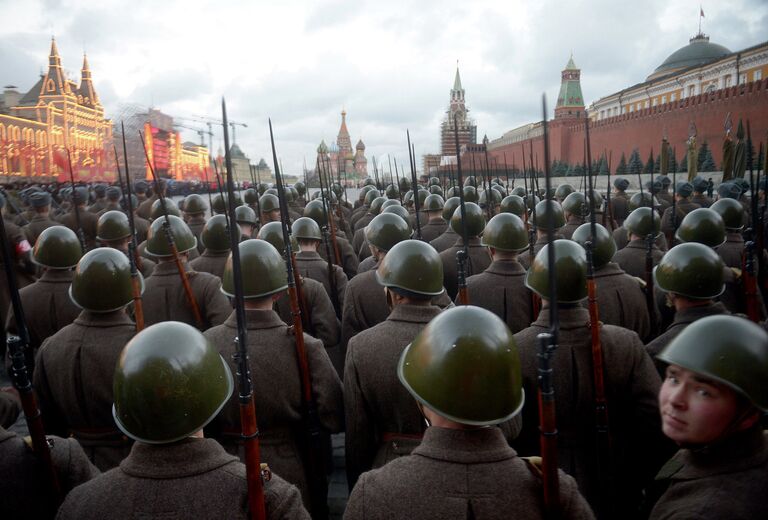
{"left": 668, "top": 147, "right": 677, "bottom": 173}
{"left": 644, "top": 149, "right": 655, "bottom": 174}
{"left": 702, "top": 148, "right": 716, "bottom": 172}
{"left": 628, "top": 149, "right": 643, "bottom": 175}
{"left": 679, "top": 152, "right": 687, "bottom": 172}
{"left": 654, "top": 155, "right": 661, "bottom": 173}
{"left": 697, "top": 141, "right": 710, "bottom": 171}
{"left": 616, "top": 153, "right": 628, "bottom": 175}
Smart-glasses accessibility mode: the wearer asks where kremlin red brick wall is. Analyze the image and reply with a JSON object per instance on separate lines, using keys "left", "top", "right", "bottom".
{"left": 488, "top": 79, "right": 768, "bottom": 173}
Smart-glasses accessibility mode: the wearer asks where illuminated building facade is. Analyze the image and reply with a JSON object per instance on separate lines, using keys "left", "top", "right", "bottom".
{"left": 0, "top": 39, "right": 114, "bottom": 182}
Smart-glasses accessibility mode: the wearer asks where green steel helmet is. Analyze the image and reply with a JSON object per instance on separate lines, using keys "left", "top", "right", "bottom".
{"left": 675, "top": 208, "right": 726, "bottom": 248}
{"left": 657, "top": 315, "right": 768, "bottom": 411}
{"left": 445, "top": 186, "right": 459, "bottom": 198}
{"left": 200, "top": 215, "right": 238, "bottom": 253}
{"left": 365, "top": 213, "right": 412, "bottom": 252}
{"left": 491, "top": 184, "right": 506, "bottom": 197}
{"left": 289, "top": 186, "right": 301, "bottom": 201}
{"left": 293, "top": 181, "right": 306, "bottom": 196}
{"left": 382, "top": 204, "right": 412, "bottom": 224}
{"left": 385, "top": 184, "right": 399, "bottom": 200}
{"left": 555, "top": 184, "right": 575, "bottom": 201}
{"left": 562, "top": 192, "right": 587, "bottom": 216}
{"left": 481, "top": 213, "right": 529, "bottom": 252}
{"left": 479, "top": 188, "right": 502, "bottom": 207}
{"left": 628, "top": 192, "right": 660, "bottom": 211}
{"left": 70, "top": 247, "right": 143, "bottom": 312}
{"left": 235, "top": 205, "right": 257, "bottom": 225}
{"left": 322, "top": 190, "right": 338, "bottom": 205}
{"left": 429, "top": 176, "right": 441, "bottom": 187}
{"left": 370, "top": 196, "right": 388, "bottom": 215}
{"left": 442, "top": 197, "right": 460, "bottom": 222}
{"left": 243, "top": 188, "right": 259, "bottom": 204}
{"left": 398, "top": 305, "right": 524, "bottom": 425}
{"left": 381, "top": 199, "right": 402, "bottom": 210}
{"left": 375, "top": 239, "right": 444, "bottom": 296}
{"left": 256, "top": 222, "right": 299, "bottom": 255}
{"left": 532, "top": 200, "right": 566, "bottom": 230}
{"left": 423, "top": 194, "right": 444, "bottom": 211}
{"left": 654, "top": 242, "right": 725, "bottom": 299}
{"left": 145, "top": 215, "right": 198, "bottom": 257}
{"left": 710, "top": 198, "right": 745, "bottom": 232}
{"left": 183, "top": 194, "right": 207, "bottom": 214}
{"left": 303, "top": 199, "right": 327, "bottom": 227}
{"left": 222, "top": 239, "right": 288, "bottom": 299}
{"left": 429, "top": 185, "right": 444, "bottom": 197}
{"left": 524, "top": 194, "right": 540, "bottom": 211}
{"left": 256, "top": 182, "right": 269, "bottom": 195}
{"left": 499, "top": 195, "right": 526, "bottom": 218}
{"left": 511, "top": 186, "right": 526, "bottom": 197}
{"left": 264, "top": 188, "right": 278, "bottom": 196}
{"left": 416, "top": 189, "right": 430, "bottom": 205}
{"left": 292, "top": 216, "right": 322, "bottom": 241}
{"left": 572, "top": 223, "right": 617, "bottom": 269}
{"left": 112, "top": 321, "right": 233, "bottom": 444}
{"left": 624, "top": 207, "right": 661, "bottom": 238}
{"left": 364, "top": 189, "right": 379, "bottom": 205}
{"left": 363, "top": 177, "right": 375, "bottom": 187}
{"left": 398, "top": 177, "right": 410, "bottom": 192}
{"left": 462, "top": 186, "right": 479, "bottom": 203}
{"left": 463, "top": 176, "right": 477, "bottom": 188}
{"left": 259, "top": 193, "right": 280, "bottom": 213}
{"left": 359, "top": 185, "right": 375, "bottom": 200}
{"left": 450, "top": 202, "right": 486, "bottom": 237}
{"left": 33, "top": 225, "right": 83, "bottom": 269}
{"left": 97, "top": 210, "right": 131, "bottom": 242}
{"left": 150, "top": 198, "right": 181, "bottom": 221}
{"left": 402, "top": 190, "right": 414, "bottom": 206}
{"left": 525, "top": 239, "right": 588, "bottom": 303}
{"left": 282, "top": 186, "right": 295, "bottom": 203}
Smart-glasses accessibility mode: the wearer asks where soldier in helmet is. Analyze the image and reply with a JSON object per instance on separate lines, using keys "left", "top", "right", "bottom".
{"left": 133, "top": 180, "right": 149, "bottom": 205}
{"left": 645, "top": 243, "right": 730, "bottom": 377}
{"left": 661, "top": 181, "right": 700, "bottom": 236}
{"left": 87, "top": 184, "right": 108, "bottom": 213}
{"left": 612, "top": 193, "right": 668, "bottom": 252}
{"left": 610, "top": 177, "right": 631, "bottom": 226}
{"left": 572, "top": 222, "right": 655, "bottom": 342}
{"left": 612, "top": 207, "right": 666, "bottom": 279}
{"left": 57, "top": 321, "right": 309, "bottom": 519}
{"left": 189, "top": 215, "right": 237, "bottom": 280}
{"left": 292, "top": 217, "right": 348, "bottom": 310}
{"left": 462, "top": 213, "right": 533, "bottom": 332}
{"left": 711, "top": 198, "right": 747, "bottom": 268}
{"left": 149, "top": 197, "right": 182, "bottom": 221}
{"left": 22, "top": 192, "right": 58, "bottom": 246}
{"left": 4, "top": 226, "right": 82, "bottom": 372}
{"left": 555, "top": 183, "right": 575, "bottom": 203}
{"left": 235, "top": 205, "right": 258, "bottom": 240}
{"left": 141, "top": 215, "right": 231, "bottom": 330}
{"left": 96, "top": 210, "right": 156, "bottom": 278}
{"left": 439, "top": 202, "right": 491, "bottom": 300}
{"left": 119, "top": 193, "right": 150, "bottom": 244}
{"left": 428, "top": 196, "right": 461, "bottom": 253}
{"left": 356, "top": 205, "right": 411, "bottom": 273}
{"left": 350, "top": 188, "right": 377, "bottom": 228}
{"left": 514, "top": 239, "right": 667, "bottom": 517}
{"left": 136, "top": 179, "right": 165, "bottom": 220}
{"left": 345, "top": 240, "right": 456, "bottom": 490}
{"left": 183, "top": 193, "right": 209, "bottom": 255}
{"left": 518, "top": 199, "right": 565, "bottom": 269}
{"left": 293, "top": 182, "right": 307, "bottom": 206}
{"left": 205, "top": 240, "right": 342, "bottom": 509}
{"left": 304, "top": 199, "right": 359, "bottom": 279}
{"left": 655, "top": 175, "right": 673, "bottom": 207}
{"left": 33, "top": 248, "right": 140, "bottom": 470}
{"left": 57, "top": 187, "right": 99, "bottom": 251}
{"left": 242, "top": 187, "right": 260, "bottom": 214}
{"left": 419, "top": 194, "right": 447, "bottom": 242}
{"left": 345, "top": 305, "right": 594, "bottom": 519}
{"left": 0, "top": 193, "right": 36, "bottom": 332}
{"left": 646, "top": 315, "right": 768, "bottom": 519}
{"left": 352, "top": 196, "right": 387, "bottom": 257}
{"left": 691, "top": 176, "right": 713, "bottom": 208}
{"left": 561, "top": 192, "right": 588, "bottom": 240}
{"left": 95, "top": 186, "right": 123, "bottom": 217}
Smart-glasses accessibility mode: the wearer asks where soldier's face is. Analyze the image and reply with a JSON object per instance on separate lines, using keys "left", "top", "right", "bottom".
{"left": 659, "top": 365, "right": 740, "bottom": 445}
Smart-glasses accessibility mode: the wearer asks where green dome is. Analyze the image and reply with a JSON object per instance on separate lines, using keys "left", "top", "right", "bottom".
{"left": 650, "top": 35, "right": 731, "bottom": 79}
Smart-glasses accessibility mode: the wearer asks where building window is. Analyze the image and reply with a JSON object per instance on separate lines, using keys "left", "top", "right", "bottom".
{"left": 652, "top": 98, "right": 658, "bottom": 107}
{"left": 628, "top": 105, "right": 633, "bottom": 113}
{"left": 688, "top": 85, "right": 696, "bottom": 97}
{"left": 739, "top": 73, "right": 747, "bottom": 84}
{"left": 706, "top": 84, "right": 716, "bottom": 94}
{"left": 671, "top": 92, "right": 676, "bottom": 102}
{"left": 47, "top": 79, "right": 55, "bottom": 92}
{"left": 725, "top": 75, "right": 732, "bottom": 87}
{"left": 755, "top": 70, "right": 763, "bottom": 82}
{"left": 644, "top": 100, "right": 649, "bottom": 108}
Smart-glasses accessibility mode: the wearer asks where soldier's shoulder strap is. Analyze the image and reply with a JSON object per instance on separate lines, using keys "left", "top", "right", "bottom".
{"left": 633, "top": 276, "right": 647, "bottom": 288}
{"left": 521, "top": 456, "right": 544, "bottom": 479}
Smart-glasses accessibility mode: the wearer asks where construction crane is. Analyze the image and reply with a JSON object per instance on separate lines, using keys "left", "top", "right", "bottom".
{"left": 189, "top": 114, "right": 248, "bottom": 146}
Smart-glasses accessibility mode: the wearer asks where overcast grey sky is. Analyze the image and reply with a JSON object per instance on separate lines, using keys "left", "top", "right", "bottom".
{"left": 0, "top": 0, "right": 765, "bottom": 174}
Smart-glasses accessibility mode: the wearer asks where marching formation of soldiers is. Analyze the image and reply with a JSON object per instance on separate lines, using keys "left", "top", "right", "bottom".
{"left": 1, "top": 125, "right": 768, "bottom": 520}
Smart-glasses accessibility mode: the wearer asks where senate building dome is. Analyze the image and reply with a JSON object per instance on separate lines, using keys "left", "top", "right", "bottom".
{"left": 647, "top": 34, "right": 732, "bottom": 80}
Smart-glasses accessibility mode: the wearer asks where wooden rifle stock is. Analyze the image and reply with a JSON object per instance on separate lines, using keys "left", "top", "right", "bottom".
{"left": 536, "top": 332, "right": 560, "bottom": 519}
{"left": 139, "top": 131, "right": 204, "bottom": 329}
{"left": 456, "top": 250, "right": 469, "bottom": 305}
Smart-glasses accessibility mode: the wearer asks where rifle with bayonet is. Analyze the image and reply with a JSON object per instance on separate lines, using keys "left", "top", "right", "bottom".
{"left": 139, "top": 131, "right": 204, "bottom": 329}
{"left": 452, "top": 114, "right": 470, "bottom": 305}
{"left": 316, "top": 156, "right": 342, "bottom": 320}
{"left": 269, "top": 119, "right": 329, "bottom": 520}
{"left": 637, "top": 174, "right": 657, "bottom": 336}
{"left": 584, "top": 118, "right": 612, "bottom": 517}
{"left": 407, "top": 130, "right": 423, "bottom": 240}
{"left": 0, "top": 212, "right": 62, "bottom": 512}
{"left": 743, "top": 122, "right": 760, "bottom": 322}
{"left": 483, "top": 143, "right": 494, "bottom": 220}
{"left": 221, "top": 99, "right": 268, "bottom": 520}
{"left": 65, "top": 149, "right": 87, "bottom": 252}
{"left": 538, "top": 94, "right": 560, "bottom": 519}
{"left": 116, "top": 130, "right": 145, "bottom": 331}
{"left": 503, "top": 152, "right": 510, "bottom": 195}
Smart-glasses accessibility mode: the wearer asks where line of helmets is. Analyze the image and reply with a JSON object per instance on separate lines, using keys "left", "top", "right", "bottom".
{"left": 22, "top": 168, "right": 767, "bottom": 443}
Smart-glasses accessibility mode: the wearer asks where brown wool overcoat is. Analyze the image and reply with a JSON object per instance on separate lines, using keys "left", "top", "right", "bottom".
{"left": 33, "top": 310, "right": 137, "bottom": 470}
{"left": 419, "top": 219, "right": 448, "bottom": 243}
{"left": 462, "top": 258, "right": 533, "bottom": 333}
{"left": 205, "top": 310, "right": 343, "bottom": 504}
{"left": 428, "top": 227, "right": 459, "bottom": 253}
{"left": 189, "top": 249, "right": 230, "bottom": 280}
{"left": 345, "top": 427, "right": 595, "bottom": 520}
{"left": 55, "top": 438, "right": 309, "bottom": 520}
{"left": 141, "top": 260, "right": 231, "bottom": 330}
{"left": 513, "top": 306, "right": 669, "bottom": 517}
{"left": 439, "top": 237, "right": 492, "bottom": 301}
{"left": 57, "top": 208, "right": 99, "bottom": 250}
{"left": 295, "top": 250, "right": 348, "bottom": 309}
{"left": 612, "top": 238, "right": 665, "bottom": 279}
{"left": 317, "top": 233, "right": 359, "bottom": 280}
{"left": 23, "top": 214, "right": 58, "bottom": 246}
